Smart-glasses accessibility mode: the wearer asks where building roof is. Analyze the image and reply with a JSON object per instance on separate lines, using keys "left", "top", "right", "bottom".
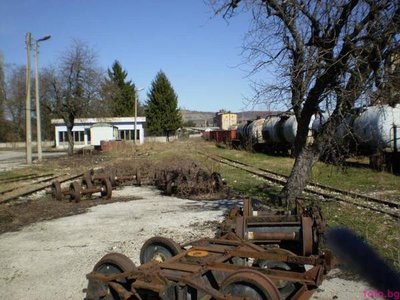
{"left": 51, "top": 117, "right": 146, "bottom": 125}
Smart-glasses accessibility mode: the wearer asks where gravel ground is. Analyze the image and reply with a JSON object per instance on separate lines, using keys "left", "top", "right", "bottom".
{"left": 0, "top": 186, "right": 373, "bottom": 300}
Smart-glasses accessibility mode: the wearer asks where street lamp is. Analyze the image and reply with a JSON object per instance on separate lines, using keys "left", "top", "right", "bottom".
{"left": 25, "top": 33, "right": 51, "bottom": 164}
{"left": 25, "top": 33, "right": 32, "bottom": 164}
{"left": 34, "top": 34, "right": 51, "bottom": 161}
{"left": 134, "top": 87, "right": 145, "bottom": 145}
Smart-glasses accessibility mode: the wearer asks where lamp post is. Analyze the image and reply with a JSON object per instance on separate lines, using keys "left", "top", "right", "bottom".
{"left": 34, "top": 35, "right": 51, "bottom": 161}
{"left": 25, "top": 33, "right": 32, "bottom": 164}
{"left": 134, "top": 87, "right": 145, "bottom": 145}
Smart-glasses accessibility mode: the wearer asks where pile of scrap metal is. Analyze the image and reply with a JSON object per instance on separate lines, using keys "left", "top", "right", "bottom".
{"left": 153, "top": 163, "right": 225, "bottom": 196}
{"left": 50, "top": 165, "right": 225, "bottom": 202}
{"left": 84, "top": 199, "right": 332, "bottom": 299}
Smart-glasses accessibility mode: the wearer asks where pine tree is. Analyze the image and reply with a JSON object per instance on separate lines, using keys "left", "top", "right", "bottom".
{"left": 104, "top": 60, "right": 137, "bottom": 117}
{"left": 145, "top": 71, "right": 182, "bottom": 139}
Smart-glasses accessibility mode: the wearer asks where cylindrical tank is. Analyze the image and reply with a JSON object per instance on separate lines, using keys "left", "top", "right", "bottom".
{"left": 237, "top": 122, "right": 249, "bottom": 141}
{"left": 353, "top": 104, "right": 400, "bottom": 152}
{"left": 262, "top": 116, "right": 281, "bottom": 144}
{"left": 282, "top": 115, "right": 298, "bottom": 145}
{"left": 246, "top": 118, "right": 265, "bottom": 144}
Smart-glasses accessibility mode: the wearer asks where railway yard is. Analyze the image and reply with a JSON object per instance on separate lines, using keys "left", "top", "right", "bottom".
{"left": 0, "top": 138, "right": 399, "bottom": 299}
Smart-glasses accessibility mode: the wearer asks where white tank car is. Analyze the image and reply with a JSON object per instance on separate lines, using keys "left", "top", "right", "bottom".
{"left": 246, "top": 118, "right": 265, "bottom": 144}
{"left": 282, "top": 115, "right": 298, "bottom": 145}
{"left": 262, "top": 116, "right": 281, "bottom": 144}
{"left": 264, "top": 114, "right": 314, "bottom": 146}
{"left": 353, "top": 104, "right": 400, "bottom": 153}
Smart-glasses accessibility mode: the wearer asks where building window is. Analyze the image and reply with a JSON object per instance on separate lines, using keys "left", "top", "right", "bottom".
{"left": 59, "top": 131, "right": 67, "bottom": 142}
{"left": 73, "top": 131, "right": 84, "bottom": 142}
{"left": 118, "top": 130, "right": 139, "bottom": 140}
{"left": 59, "top": 131, "right": 85, "bottom": 143}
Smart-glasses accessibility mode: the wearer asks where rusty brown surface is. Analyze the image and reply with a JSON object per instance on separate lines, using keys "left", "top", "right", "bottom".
{"left": 218, "top": 198, "right": 326, "bottom": 257}
{"left": 86, "top": 229, "right": 331, "bottom": 300}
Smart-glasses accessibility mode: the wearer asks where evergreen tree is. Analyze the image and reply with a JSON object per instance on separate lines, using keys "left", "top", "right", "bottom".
{"left": 145, "top": 71, "right": 182, "bottom": 139}
{"left": 104, "top": 60, "right": 137, "bottom": 117}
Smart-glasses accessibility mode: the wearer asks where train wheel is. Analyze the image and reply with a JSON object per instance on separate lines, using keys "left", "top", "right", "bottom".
{"left": 220, "top": 269, "right": 280, "bottom": 300}
{"left": 81, "top": 175, "right": 94, "bottom": 199}
{"left": 100, "top": 178, "right": 112, "bottom": 199}
{"left": 86, "top": 253, "right": 136, "bottom": 300}
{"left": 69, "top": 181, "right": 82, "bottom": 203}
{"left": 136, "top": 169, "right": 142, "bottom": 186}
{"left": 254, "top": 248, "right": 305, "bottom": 299}
{"left": 140, "top": 236, "right": 182, "bottom": 264}
{"left": 51, "top": 180, "right": 63, "bottom": 201}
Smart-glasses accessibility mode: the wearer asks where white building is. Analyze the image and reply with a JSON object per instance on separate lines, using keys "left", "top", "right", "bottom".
{"left": 51, "top": 117, "right": 146, "bottom": 148}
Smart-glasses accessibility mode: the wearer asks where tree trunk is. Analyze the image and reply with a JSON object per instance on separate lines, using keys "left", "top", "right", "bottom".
{"left": 66, "top": 127, "right": 74, "bottom": 156}
{"left": 280, "top": 146, "right": 320, "bottom": 207}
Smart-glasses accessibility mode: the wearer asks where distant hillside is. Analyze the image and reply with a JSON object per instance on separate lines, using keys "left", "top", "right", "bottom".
{"left": 181, "top": 110, "right": 215, "bottom": 127}
{"left": 181, "top": 109, "right": 277, "bottom": 127}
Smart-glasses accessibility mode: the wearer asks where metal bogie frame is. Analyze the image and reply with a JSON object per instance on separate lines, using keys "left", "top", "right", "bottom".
{"left": 218, "top": 199, "right": 326, "bottom": 257}
{"left": 85, "top": 233, "right": 331, "bottom": 300}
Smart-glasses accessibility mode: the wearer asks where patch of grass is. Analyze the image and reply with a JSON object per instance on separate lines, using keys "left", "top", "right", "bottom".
{"left": 320, "top": 200, "right": 400, "bottom": 269}
{"left": 196, "top": 140, "right": 400, "bottom": 199}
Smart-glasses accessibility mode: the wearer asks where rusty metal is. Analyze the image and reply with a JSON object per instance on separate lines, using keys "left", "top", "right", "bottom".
{"left": 91, "top": 168, "right": 143, "bottom": 187}
{"left": 51, "top": 177, "right": 112, "bottom": 202}
{"left": 51, "top": 180, "right": 66, "bottom": 201}
{"left": 85, "top": 233, "right": 332, "bottom": 300}
{"left": 153, "top": 166, "right": 225, "bottom": 197}
{"left": 218, "top": 199, "right": 323, "bottom": 256}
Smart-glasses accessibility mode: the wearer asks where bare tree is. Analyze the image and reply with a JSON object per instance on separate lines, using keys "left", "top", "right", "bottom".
{"left": 42, "top": 40, "right": 103, "bottom": 155}
{"left": 3, "top": 65, "right": 28, "bottom": 142}
{"left": 0, "top": 53, "right": 6, "bottom": 141}
{"left": 213, "top": 0, "right": 400, "bottom": 205}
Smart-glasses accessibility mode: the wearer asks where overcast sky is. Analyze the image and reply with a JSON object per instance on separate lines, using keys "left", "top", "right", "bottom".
{"left": 0, "top": 0, "right": 276, "bottom": 112}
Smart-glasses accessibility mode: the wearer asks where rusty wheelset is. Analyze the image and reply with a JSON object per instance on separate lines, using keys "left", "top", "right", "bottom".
{"left": 51, "top": 177, "right": 112, "bottom": 202}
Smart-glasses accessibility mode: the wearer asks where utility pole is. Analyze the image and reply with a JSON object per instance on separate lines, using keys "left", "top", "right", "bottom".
{"left": 134, "top": 93, "right": 138, "bottom": 145}
{"left": 34, "top": 41, "right": 42, "bottom": 161}
{"left": 134, "top": 88, "right": 144, "bottom": 145}
{"left": 34, "top": 35, "right": 51, "bottom": 161}
{"left": 25, "top": 32, "right": 32, "bottom": 165}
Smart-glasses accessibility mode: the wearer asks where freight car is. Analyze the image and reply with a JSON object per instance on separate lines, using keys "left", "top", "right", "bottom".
{"left": 204, "top": 104, "right": 400, "bottom": 174}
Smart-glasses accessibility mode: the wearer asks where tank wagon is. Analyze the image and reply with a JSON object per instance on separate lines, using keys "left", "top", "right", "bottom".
{"left": 352, "top": 105, "right": 400, "bottom": 172}
{"left": 204, "top": 105, "right": 400, "bottom": 174}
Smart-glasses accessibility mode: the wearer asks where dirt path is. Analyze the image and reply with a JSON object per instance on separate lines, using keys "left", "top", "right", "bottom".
{"left": 0, "top": 186, "right": 371, "bottom": 299}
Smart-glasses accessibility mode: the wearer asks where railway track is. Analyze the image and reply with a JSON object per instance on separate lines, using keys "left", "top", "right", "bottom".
{"left": 201, "top": 152, "right": 400, "bottom": 219}
{"left": 0, "top": 172, "right": 85, "bottom": 204}
{"left": 0, "top": 173, "right": 54, "bottom": 184}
